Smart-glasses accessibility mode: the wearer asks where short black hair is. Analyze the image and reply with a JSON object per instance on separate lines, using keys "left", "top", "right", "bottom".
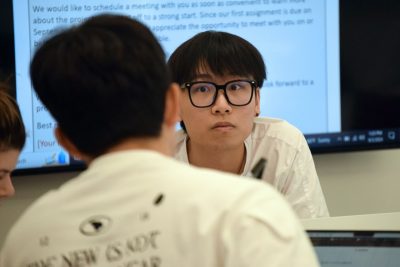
{"left": 0, "top": 83, "right": 26, "bottom": 151}
{"left": 168, "top": 31, "right": 266, "bottom": 87}
{"left": 30, "top": 14, "right": 171, "bottom": 157}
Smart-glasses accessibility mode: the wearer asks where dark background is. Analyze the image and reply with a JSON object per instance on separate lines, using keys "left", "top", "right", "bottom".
{"left": 340, "top": 0, "right": 400, "bottom": 130}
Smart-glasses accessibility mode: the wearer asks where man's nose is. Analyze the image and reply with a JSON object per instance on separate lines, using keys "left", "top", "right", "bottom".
{"left": 0, "top": 176, "right": 15, "bottom": 199}
{"left": 211, "top": 91, "right": 232, "bottom": 114}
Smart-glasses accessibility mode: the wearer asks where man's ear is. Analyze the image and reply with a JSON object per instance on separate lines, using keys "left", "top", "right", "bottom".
{"left": 164, "top": 83, "right": 181, "bottom": 127}
{"left": 54, "top": 127, "right": 89, "bottom": 162}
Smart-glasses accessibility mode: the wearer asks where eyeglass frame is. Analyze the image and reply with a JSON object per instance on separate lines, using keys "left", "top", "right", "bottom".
{"left": 180, "top": 79, "right": 258, "bottom": 108}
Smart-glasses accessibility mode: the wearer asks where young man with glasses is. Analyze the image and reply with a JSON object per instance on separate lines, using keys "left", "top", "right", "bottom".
{"left": 168, "top": 31, "right": 329, "bottom": 219}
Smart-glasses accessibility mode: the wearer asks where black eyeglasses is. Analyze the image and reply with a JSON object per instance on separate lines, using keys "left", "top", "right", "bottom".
{"left": 181, "top": 80, "right": 257, "bottom": 108}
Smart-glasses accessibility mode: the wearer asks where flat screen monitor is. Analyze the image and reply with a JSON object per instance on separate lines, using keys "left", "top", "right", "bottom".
{"left": 308, "top": 230, "right": 400, "bottom": 267}
{"left": 0, "top": 0, "right": 399, "bottom": 174}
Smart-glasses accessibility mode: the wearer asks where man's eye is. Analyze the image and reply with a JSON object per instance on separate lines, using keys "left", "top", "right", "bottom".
{"left": 193, "top": 85, "right": 212, "bottom": 93}
{"left": 229, "top": 83, "right": 242, "bottom": 91}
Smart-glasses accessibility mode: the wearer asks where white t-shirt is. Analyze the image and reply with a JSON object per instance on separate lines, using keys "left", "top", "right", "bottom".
{"left": 175, "top": 117, "right": 329, "bottom": 219}
{"left": 1, "top": 150, "right": 319, "bottom": 267}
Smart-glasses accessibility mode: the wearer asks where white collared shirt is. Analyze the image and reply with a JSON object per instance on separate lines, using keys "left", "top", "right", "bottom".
{"left": 175, "top": 117, "right": 329, "bottom": 219}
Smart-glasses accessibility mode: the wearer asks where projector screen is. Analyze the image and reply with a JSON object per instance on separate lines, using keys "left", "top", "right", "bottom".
{"left": 1, "top": 0, "right": 399, "bottom": 173}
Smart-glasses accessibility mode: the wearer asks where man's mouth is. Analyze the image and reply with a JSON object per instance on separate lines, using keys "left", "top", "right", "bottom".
{"left": 212, "top": 122, "right": 235, "bottom": 129}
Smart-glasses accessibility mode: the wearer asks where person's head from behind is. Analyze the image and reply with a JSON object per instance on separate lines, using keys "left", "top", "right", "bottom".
{"left": 0, "top": 84, "right": 26, "bottom": 199}
{"left": 30, "top": 14, "right": 180, "bottom": 162}
{"left": 168, "top": 31, "right": 266, "bottom": 149}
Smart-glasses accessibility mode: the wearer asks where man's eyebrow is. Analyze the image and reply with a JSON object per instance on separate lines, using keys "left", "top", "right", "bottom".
{"left": 193, "top": 74, "right": 213, "bottom": 80}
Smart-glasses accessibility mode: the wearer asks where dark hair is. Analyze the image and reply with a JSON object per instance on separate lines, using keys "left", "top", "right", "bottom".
{"left": 168, "top": 31, "right": 266, "bottom": 87}
{"left": 30, "top": 14, "right": 171, "bottom": 157}
{"left": 0, "top": 83, "right": 26, "bottom": 151}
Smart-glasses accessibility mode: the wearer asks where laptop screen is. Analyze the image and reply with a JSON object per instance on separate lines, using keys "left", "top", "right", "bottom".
{"left": 307, "top": 230, "right": 400, "bottom": 267}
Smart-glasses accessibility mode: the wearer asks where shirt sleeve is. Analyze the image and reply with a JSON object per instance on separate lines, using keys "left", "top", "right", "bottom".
{"left": 282, "top": 134, "right": 329, "bottom": 219}
{"left": 222, "top": 194, "right": 320, "bottom": 267}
